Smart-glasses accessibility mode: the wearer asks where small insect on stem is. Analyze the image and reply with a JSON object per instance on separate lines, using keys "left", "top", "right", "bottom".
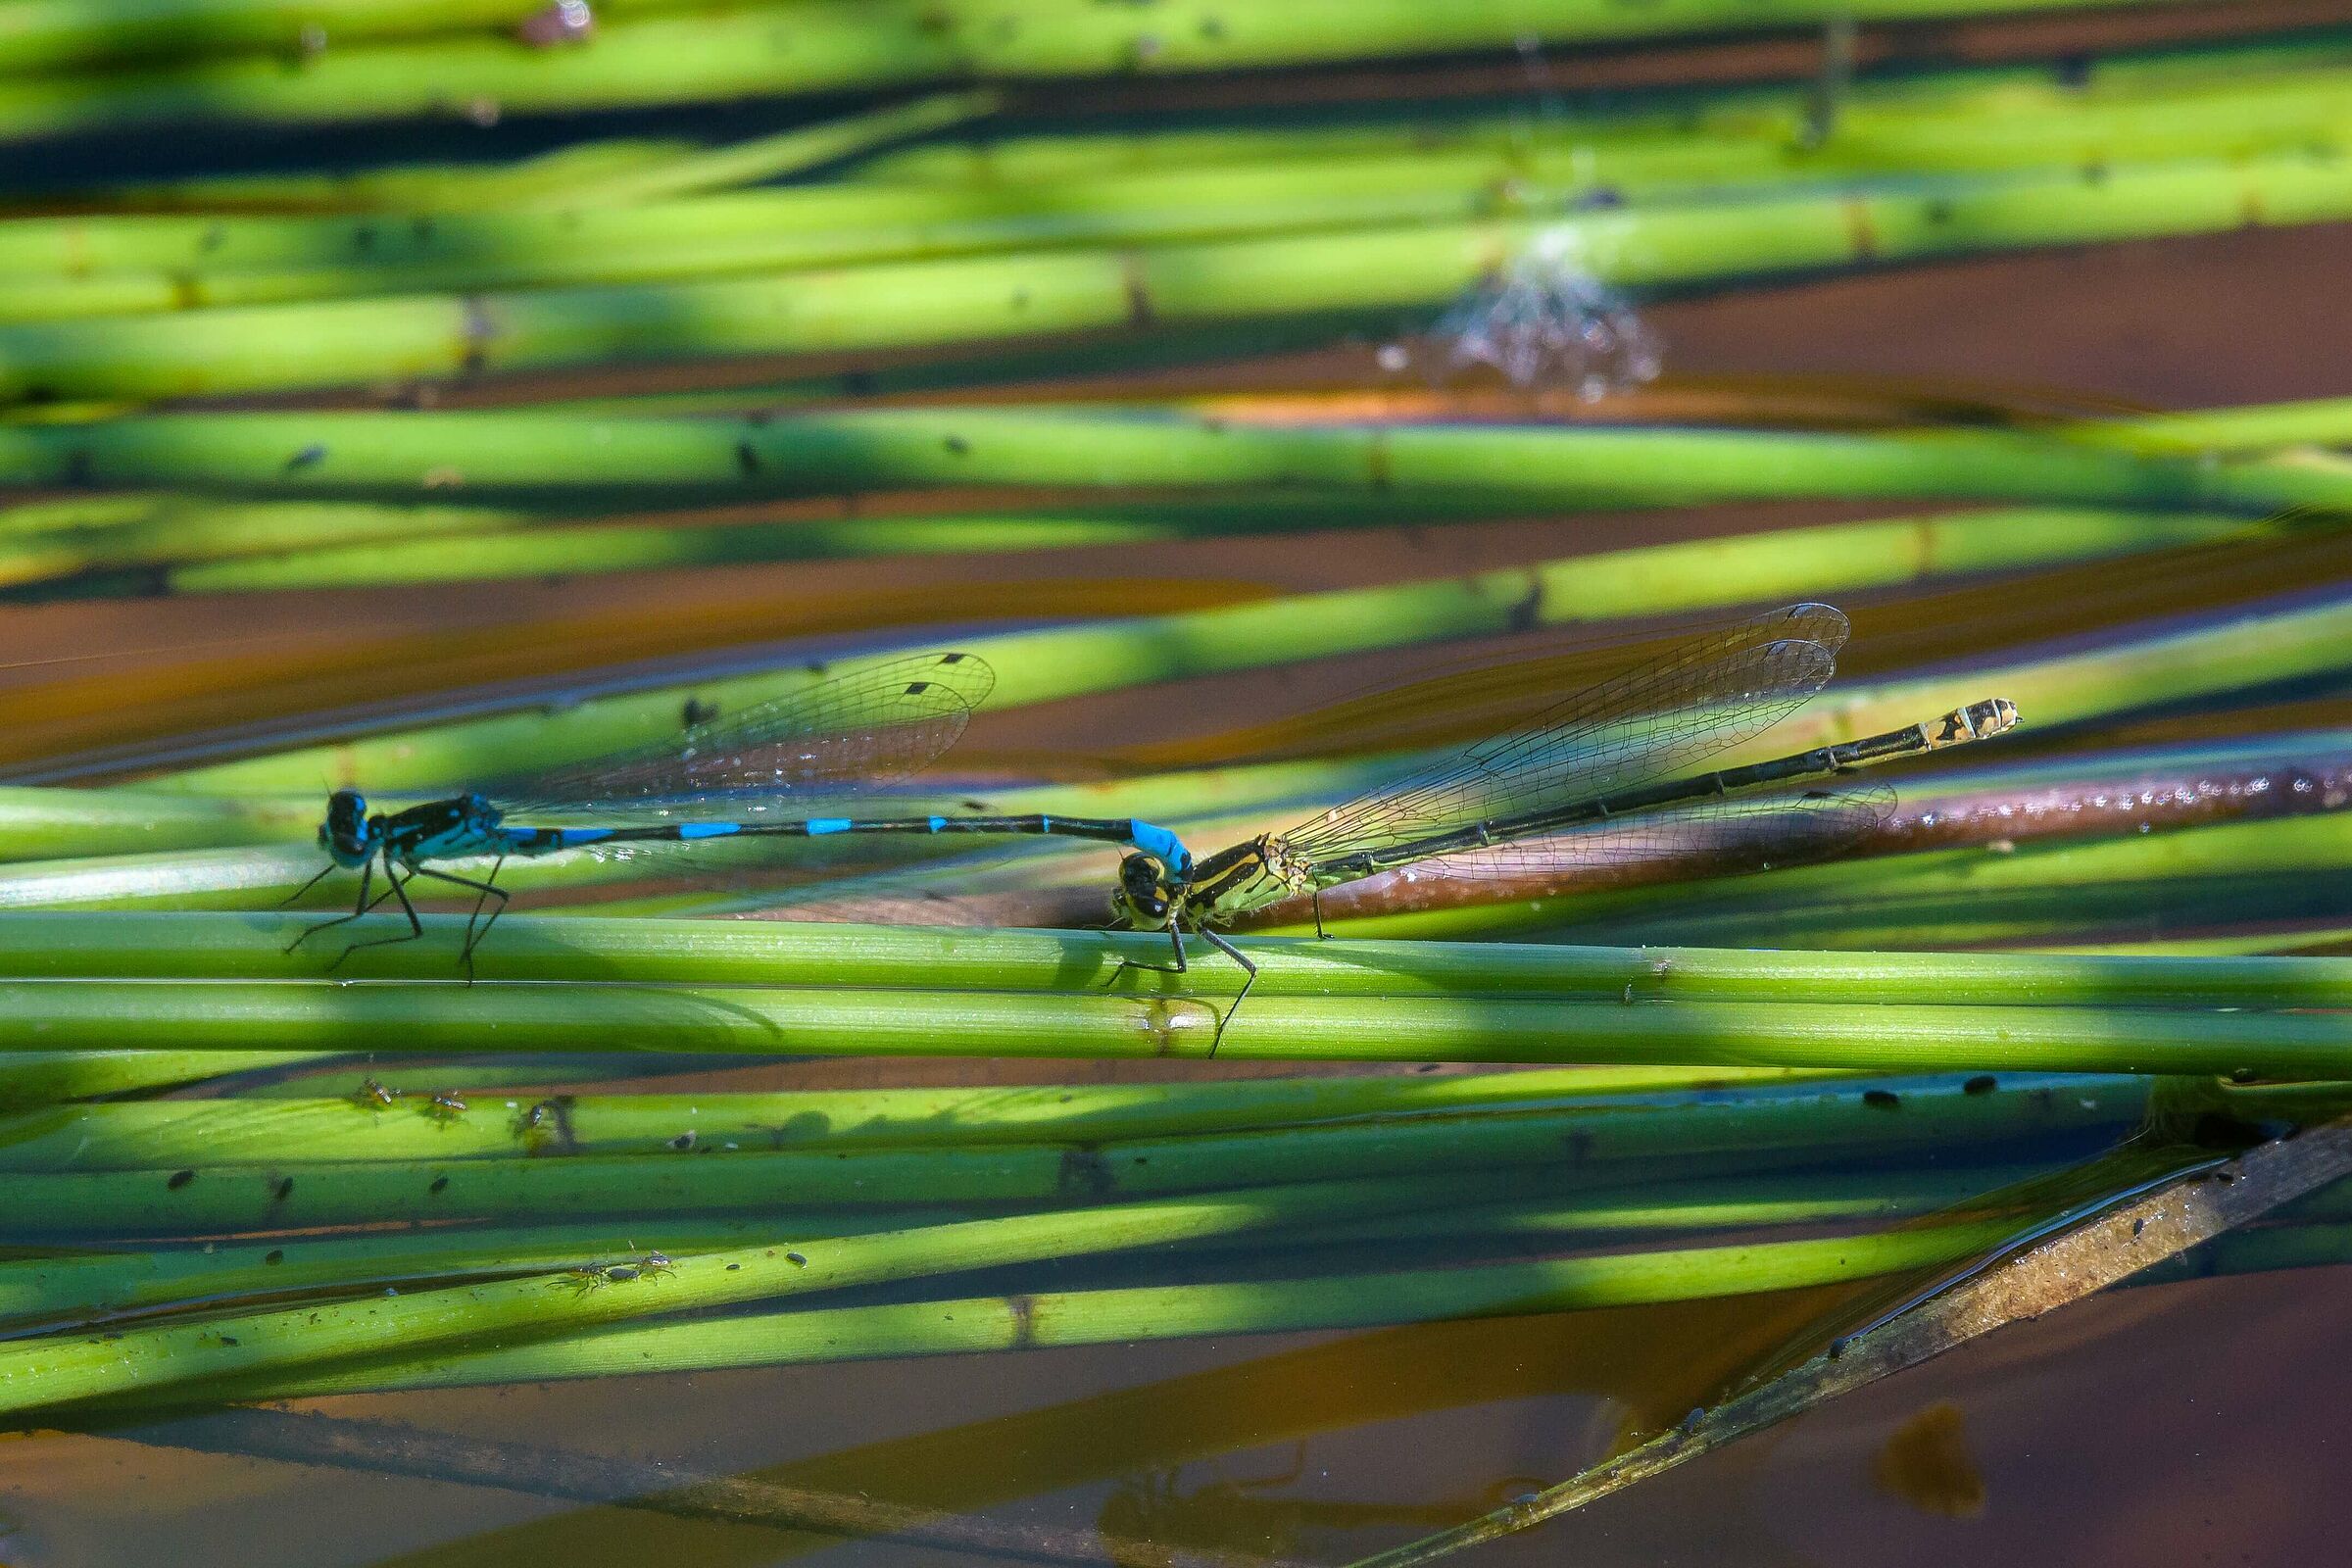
{"left": 349, "top": 1076, "right": 401, "bottom": 1111}
{"left": 422, "top": 1090, "right": 468, "bottom": 1123}
{"left": 514, "top": 1096, "right": 562, "bottom": 1141}
{"left": 552, "top": 1251, "right": 676, "bottom": 1297}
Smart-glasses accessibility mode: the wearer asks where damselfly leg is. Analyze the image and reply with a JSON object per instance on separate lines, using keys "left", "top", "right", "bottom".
{"left": 284, "top": 855, "right": 400, "bottom": 957}
{"left": 408, "top": 857, "right": 511, "bottom": 980}
{"left": 324, "top": 858, "right": 428, "bottom": 968}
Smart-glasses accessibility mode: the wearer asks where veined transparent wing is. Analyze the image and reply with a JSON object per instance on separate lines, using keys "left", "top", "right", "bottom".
{"left": 487, "top": 651, "right": 995, "bottom": 825}
{"left": 1280, "top": 604, "right": 1848, "bottom": 865}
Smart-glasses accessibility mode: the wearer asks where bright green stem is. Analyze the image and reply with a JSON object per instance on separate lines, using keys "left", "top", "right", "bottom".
{"left": 0, "top": 0, "right": 723, "bottom": 74}
{"left": 7, "top": 149, "right": 2352, "bottom": 397}
{"left": 71, "top": 137, "right": 702, "bottom": 215}
{"left": 0, "top": 496, "right": 559, "bottom": 586}
{"left": 145, "top": 499, "right": 2263, "bottom": 597}
{"left": 0, "top": 1057, "right": 1879, "bottom": 1167}
{"left": 0, "top": 786, "right": 312, "bottom": 860}
{"left": 0, "top": 1072, "right": 2136, "bottom": 1234}
{"left": 23, "top": 91, "right": 2352, "bottom": 318}
{"left": 2071, "top": 394, "right": 2352, "bottom": 456}
{"left": 0, "top": 1051, "right": 322, "bottom": 1112}
{"left": 6, "top": 408, "right": 2326, "bottom": 511}
{"left": 6, "top": 913, "right": 2352, "bottom": 1012}
{"left": 0, "top": 1170, "right": 1587, "bottom": 1416}
{"left": 236, "top": 1213, "right": 2029, "bottom": 1402}
{"left": 856, "top": 38, "right": 2352, "bottom": 184}
{"left": 0, "top": 1213, "right": 945, "bottom": 1326}
{"left": 529, "top": 89, "right": 1003, "bottom": 207}
{"left": 0, "top": 0, "right": 2236, "bottom": 136}
{"left": 0, "top": 967, "right": 2331, "bottom": 1074}
{"left": 14, "top": 493, "right": 1527, "bottom": 597}
{"left": 0, "top": 1164, "right": 2021, "bottom": 1333}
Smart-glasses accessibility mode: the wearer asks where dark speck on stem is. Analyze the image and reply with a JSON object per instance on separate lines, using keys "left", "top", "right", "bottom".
{"left": 168, "top": 1169, "right": 195, "bottom": 1190}
{"left": 1862, "top": 1089, "right": 1901, "bottom": 1110}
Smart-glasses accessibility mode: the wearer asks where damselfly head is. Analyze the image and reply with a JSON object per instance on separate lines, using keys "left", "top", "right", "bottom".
{"left": 1111, "top": 852, "right": 1174, "bottom": 926}
{"left": 319, "top": 789, "right": 375, "bottom": 867}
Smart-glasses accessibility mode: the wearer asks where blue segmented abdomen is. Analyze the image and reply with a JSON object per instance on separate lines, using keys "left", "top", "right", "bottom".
{"left": 1127, "top": 819, "right": 1194, "bottom": 875}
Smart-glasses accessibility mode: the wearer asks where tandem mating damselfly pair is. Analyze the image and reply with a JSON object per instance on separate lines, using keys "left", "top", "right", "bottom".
{"left": 292, "top": 605, "right": 2018, "bottom": 1042}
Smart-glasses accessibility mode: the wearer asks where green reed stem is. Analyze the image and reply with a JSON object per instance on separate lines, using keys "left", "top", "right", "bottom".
{"left": 2069, "top": 394, "right": 2352, "bottom": 455}
{"left": 0, "top": 493, "right": 1518, "bottom": 597}
{"left": 0, "top": 962, "right": 2330, "bottom": 1073}
{"left": 0, "top": 1057, "right": 1875, "bottom": 1167}
{"left": 0, "top": 1051, "right": 322, "bottom": 1112}
{"left": 0, "top": 1163, "right": 2025, "bottom": 1337}
{"left": 0, "top": 0, "right": 2229, "bottom": 136}
{"left": 0, "top": 1212, "right": 968, "bottom": 1328}
{"left": 533, "top": 89, "right": 1003, "bottom": 208}
{"left": 0, "top": 785, "right": 311, "bottom": 860}
{"left": 856, "top": 37, "right": 2352, "bottom": 183}
{"left": 7, "top": 148, "right": 2352, "bottom": 397}
{"left": 220, "top": 1214, "right": 2029, "bottom": 1403}
{"left": 8, "top": 912, "right": 2352, "bottom": 1012}
{"left": 0, "top": 1168, "right": 1609, "bottom": 1416}
{"left": 148, "top": 499, "right": 2262, "bottom": 597}
{"left": 0, "top": 496, "right": 562, "bottom": 586}
{"left": 21, "top": 407, "right": 2324, "bottom": 508}
{"left": 24, "top": 98, "right": 2352, "bottom": 319}
{"left": 0, "top": 1071, "right": 2136, "bottom": 1235}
